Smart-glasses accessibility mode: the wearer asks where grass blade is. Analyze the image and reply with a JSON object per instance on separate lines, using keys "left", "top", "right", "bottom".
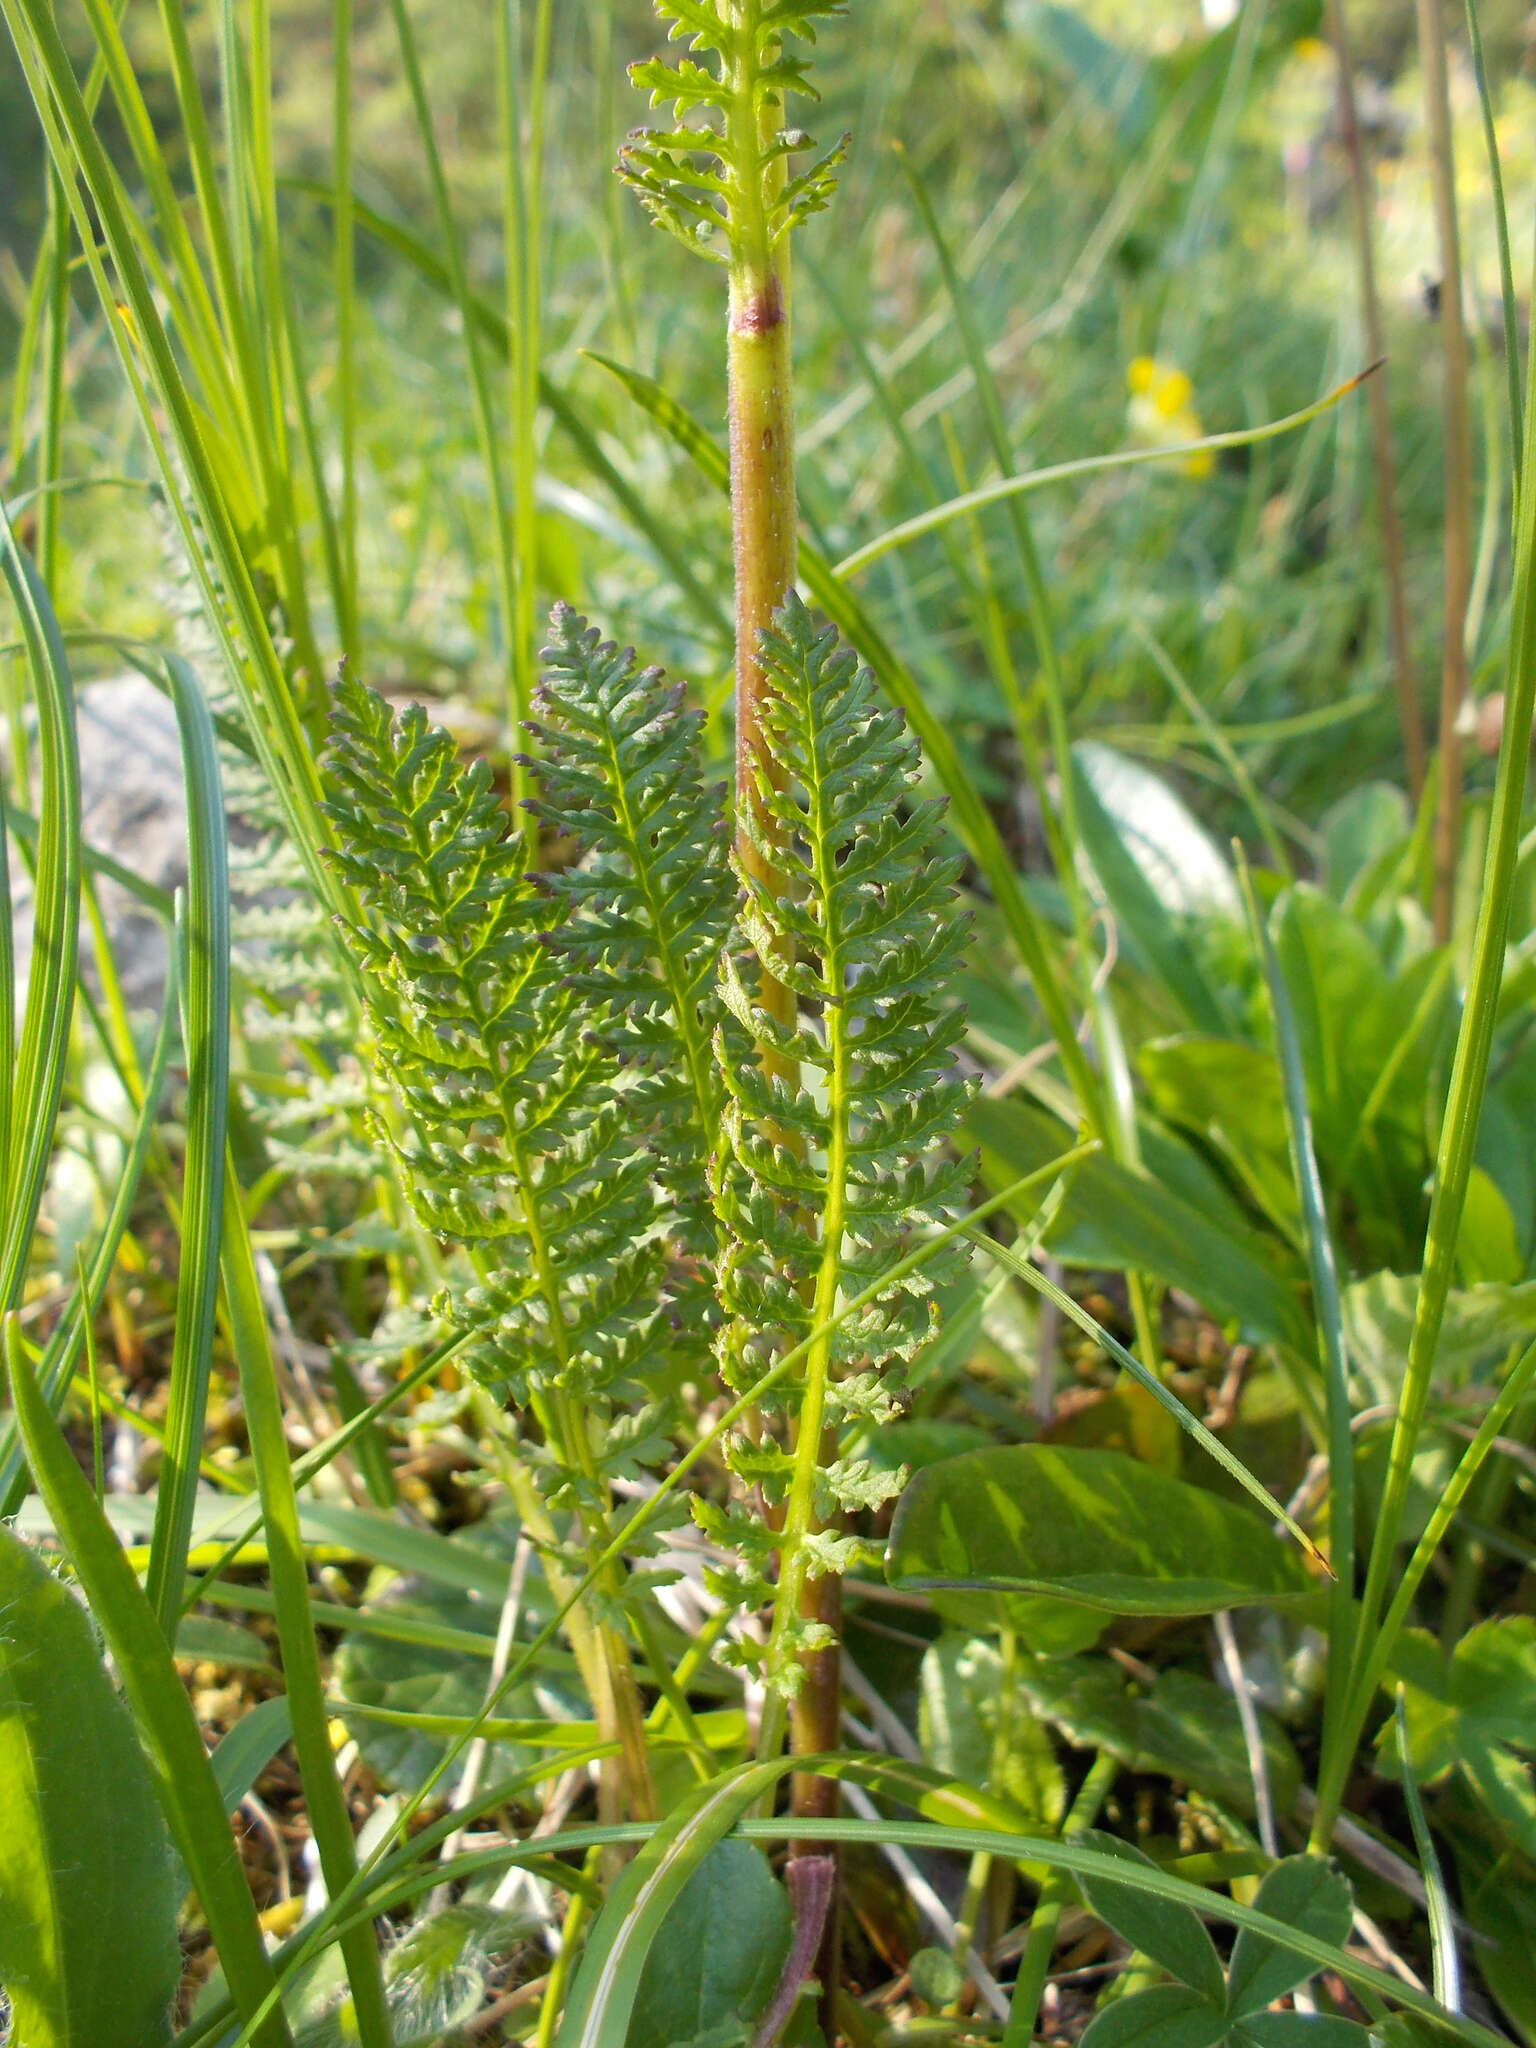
{"left": 144, "top": 657, "right": 230, "bottom": 1634}
{"left": 1395, "top": 1690, "right": 1462, "bottom": 2012}
{"left": 1464, "top": 0, "right": 1521, "bottom": 484}
{"left": 220, "top": 1170, "right": 391, "bottom": 2044}
{"left": 1316, "top": 185, "right": 1536, "bottom": 1850}
{"left": 0, "top": 936, "right": 181, "bottom": 1517}
{"left": 0, "top": 498, "right": 80, "bottom": 1315}
{"left": 832, "top": 368, "right": 1383, "bottom": 583}
{"left": 1237, "top": 855, "right": 1355, "bottom": 1770}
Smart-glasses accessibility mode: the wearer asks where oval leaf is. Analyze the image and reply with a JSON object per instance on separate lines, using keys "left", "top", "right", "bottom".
{"left": 0, "top": 1522, "right": 180, "bottom": 2047}
{"left": 1077, "top": 1833, "right": 1225, "bottom": 2005}
{"left": 1226, "top": 1855, "right": 1354, "bottom": 2018}
{"left": 626, "top": 1840, "right": 790, "bottom": 2048}
{"left": 1079, "top": 1986, "right": 1230, "bottom": 2048}
{"left": 887, "top": 1445, "right": 1313, "bottom": 1616}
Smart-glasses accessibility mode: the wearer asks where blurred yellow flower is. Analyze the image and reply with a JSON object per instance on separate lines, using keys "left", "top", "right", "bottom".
{"left": 1127, "top": 355, "right": 1214, "bottom": 477}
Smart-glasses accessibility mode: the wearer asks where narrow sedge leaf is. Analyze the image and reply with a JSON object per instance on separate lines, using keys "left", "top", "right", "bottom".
{"left": 145, "top": 656, "right": 230, "bottom": 1634}
{"left": 0, "top": 498, "right": 80, "bottom": 1315}
{"left": 1237, "top": 854, "right": 1355, "bottom": 1755}
{"left": 5, "top": 1329, "right": 293, "bottom": 2047}
{"left": 220, "top": 1172, "right": 391, "bottom": 2044}
{"left": 831, "top": 367, "right": 1386, "bottom": 581}
{"left": 0, "top": 937, "right": 181, "bottom": 1519}
{"left": 1394, "top": 1692, "right": 1463, "bottom": 2014}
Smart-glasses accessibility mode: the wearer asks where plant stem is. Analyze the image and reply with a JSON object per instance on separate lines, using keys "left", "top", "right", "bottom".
{"left": 1311, "top": 198, "right": 1536, "bottom": 1848}
{"left": 1003, "top": 1750, "right": 1118, "bottom": 2046}
{"left": 1417, "top": 0, "right": 1473, "bottom": 939}
{"left": 729, "top": 237, "right": 799, "bottom": 1050}
{"left": 1328, "top": 0, "right": 1424, "bottom": 795}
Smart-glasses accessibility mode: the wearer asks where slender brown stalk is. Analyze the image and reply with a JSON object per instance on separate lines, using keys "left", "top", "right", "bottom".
{"left": 1329, "top": 0, "right": 1425, "bottom": 796}
{"left": 1416, "top": 0, "right": 1473, "bottom": 939}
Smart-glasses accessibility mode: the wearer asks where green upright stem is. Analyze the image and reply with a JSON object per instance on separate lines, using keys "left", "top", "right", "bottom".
{"left": 1311, "top": 205, "right": 1536, "bottom": 1849}
{"left": 1416, "top": 0, "right": 1472, "bottom": 942}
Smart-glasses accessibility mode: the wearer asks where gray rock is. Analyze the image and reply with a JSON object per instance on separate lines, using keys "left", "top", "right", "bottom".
{"left": 11, "top": 674, "right": 188, "bottom": 1014}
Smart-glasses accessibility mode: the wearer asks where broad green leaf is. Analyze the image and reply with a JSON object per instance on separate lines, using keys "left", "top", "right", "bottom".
{"left": 1452, "top": 1826, "right": 1536, "bottom": 2040}
{"left": 1234, "top": 2018, "right": 1367, "bottom": 2048}
{"left": 1461, "top": 1738, "right": 1536, "bottom": 1866}
{"left": 210, "top": 1696, "right": 295, "bottom": 1817}
{"left": 554, "top": 1757, "right": 793, "bottom": 2048}
{"left": 1342, "top": 1271, "right": 1536, "bottom": 1402}
{"left": 1388, "top": 1617, "right": 1536, "bottom": 1780}
{"left": 917, "top": 1635, "right": 1065, "bottom": 1829}
{"left": 5, "top": 1339, "right": 292, "bottom": 2047}
{"left": 1225, "top": 1856, "right": 1353, "bottom": 2016}
{"left": 1072, "top": 743, "right": 1232, "bottom": 1035}
{"left": 333, "top": 1572, "right": 584, "bottom": 1794}
{"left": 1320, "top": 782, "right": 1410, "bottom": 905}
{"left": 1456, "top": 1167, "right": 1523, "bottom": 1288}
{"left": 1077, "top": 1834, "right": 1225, "bottom": 2003}
{"left": 1012, "top": 1657, "right": 1300, "bottom": 1819}
{"left": 174, "top": 1614, "right": 274, "bottom": 1671}
{"left": 386, "top": 1906, "right": 534, "bottom": 2048}
{"left": 0, "top": 1522, "right": 180, "bottom": 2048}
{"left": 965, "top": 1094, "right": 1308, "bottom": 1350}
{"left": 1140, "top": 1036, "right": 1298, "bottom": 1240}
{"left": 887, "top": 1445, "right": 1313, "bottom": 1616}
{"left": 1072, "top": 743, "right": 1240, "bottom": 922}
{"left": 1078, "top": 1987, "right": 1229, "bottom": 2048}
{"left": 626, "top": 1840, "right": 790, "bottom": 2048}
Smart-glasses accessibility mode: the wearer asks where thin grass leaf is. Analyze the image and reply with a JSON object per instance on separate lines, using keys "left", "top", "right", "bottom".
{"left": 1237, "top": 854, "right": 1355, "bottom": 1766}
{"left": 0, "top": 498, "right": 80, "bottom": 1316}
{"left": 1463, "top": 0, "right": 1521, "bottom": 485}
{"left": 551, "top": 1758, "right": 793, "bottom": 2048}
{"left": 0, "top": 940, "right": 180, "bottom": 1518}
{"left": 219, "top": 1167, "right": 391, "bottom": 2045}
{"left": 832, "top": 366, "right": 1384, "bottom": 582}
{"left": 1321, "top": 190, "right": 1536, "bottom": 1846}
{"left": 0, "top": 0, "right": 342, "bottom": 920}
{"left": 1395, "top": 1689, "right": 1462, "bottom": 2013}
{"left": 5, "top": 1329, "right": 293, "bottom": 2048}
{"left": 144, "top": 657, "right": 230, "bottom": 1634}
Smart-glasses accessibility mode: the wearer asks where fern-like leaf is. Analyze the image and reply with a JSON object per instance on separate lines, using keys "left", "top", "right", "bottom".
{"left": 524, "top": 607, "right": 732, "bottom": 1235}
{"left": 712, "top": 594, "right": 976, "bottom": 1683}
{"left": 617, "top": 1, "right": 848, "bottom": 268}
{"left": 322, "top": 674, "right": 664, "bottom": 1409}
